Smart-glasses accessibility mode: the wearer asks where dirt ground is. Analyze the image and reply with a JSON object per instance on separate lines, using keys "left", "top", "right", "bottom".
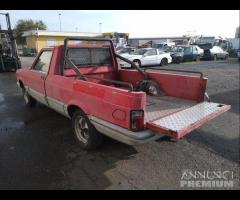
{"left": 0, "top": 57, "right": 239, "bottom": 190}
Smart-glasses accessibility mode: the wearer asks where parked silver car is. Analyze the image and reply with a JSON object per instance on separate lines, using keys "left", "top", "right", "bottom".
{"left": 210, "top": 46, "right": 229, "bottom": 60}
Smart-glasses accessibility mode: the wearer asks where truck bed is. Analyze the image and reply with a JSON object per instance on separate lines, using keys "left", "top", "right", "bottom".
{"left": 145, "top": 96, "right": 197, "bottom": 123}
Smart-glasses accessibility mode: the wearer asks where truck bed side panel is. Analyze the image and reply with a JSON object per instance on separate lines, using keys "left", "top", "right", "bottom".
{"left": 72, "top": 80, "right": 146, "bottom": 129}
{"left": 119, "top": 69, "right": 207, "bottom": 102}
{"left": 45, "top": 74, "right": 146, "bottom": 129}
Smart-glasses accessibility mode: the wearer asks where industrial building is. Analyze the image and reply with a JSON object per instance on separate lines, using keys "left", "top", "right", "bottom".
{"left": 22, "top": 30, "right": 101, "bottom": 53}
{"left": 128, "top": 37, "right": 186, "bottom": 47}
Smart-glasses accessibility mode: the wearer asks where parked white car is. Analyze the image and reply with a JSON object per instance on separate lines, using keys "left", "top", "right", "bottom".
{"left": 210, "top": 46, "right": 229, "bottom": 60}
{"left": 119, "top": 48, "right": 172, "bottom": 68}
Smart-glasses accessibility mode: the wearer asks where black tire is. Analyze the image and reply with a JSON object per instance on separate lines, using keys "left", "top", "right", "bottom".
{"left": 72, "top": 110, "right": 103, "bottom": 150}
{"left": 175, "top": 57, "right": 181, "bottom": 64}
{"left": 133, "top": 60, "right": 141, "bottom": 68}
{"left": 22, "top": 87, "right": 37, "bottom": 107}
{"left": 160, "top": 58, "right": 168, "bottom": 66}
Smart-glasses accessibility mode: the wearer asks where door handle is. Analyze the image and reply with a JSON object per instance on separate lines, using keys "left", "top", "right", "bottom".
{"left": 41, "top": 74, "right": 46, "bottom": 80}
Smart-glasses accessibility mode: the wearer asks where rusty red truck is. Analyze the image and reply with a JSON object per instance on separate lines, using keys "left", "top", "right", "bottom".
{"left": 16, "top": 37, "right": 231, "bottom": 150}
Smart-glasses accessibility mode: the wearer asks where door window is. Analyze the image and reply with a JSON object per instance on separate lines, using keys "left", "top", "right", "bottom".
{"left": 144, "top": 49, "right": 157, "bottom": 56}
{"left": 184, "top": 47, "right": 191, "bottom": 53}
{"left": 33, "top": 50, "right": 53, "bottom": 73}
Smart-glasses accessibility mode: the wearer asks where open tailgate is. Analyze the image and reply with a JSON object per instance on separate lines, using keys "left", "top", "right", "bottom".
{"left": 146, "top": 102, "right": 230, "bottom": 139}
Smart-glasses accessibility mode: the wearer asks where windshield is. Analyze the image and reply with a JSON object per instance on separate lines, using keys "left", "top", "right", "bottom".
{"left": 118, "top": 48, "right": 131, "bottom": 54}
{"left": 171, "top": 46, "right": 184, "bottom": 52}
{"left": 131, "top": 49, "right": 147, "bottom": 55}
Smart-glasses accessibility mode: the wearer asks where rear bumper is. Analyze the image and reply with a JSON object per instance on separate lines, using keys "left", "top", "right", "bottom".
{"left": 89, "top": 116, "right": 162, "bottom": 145}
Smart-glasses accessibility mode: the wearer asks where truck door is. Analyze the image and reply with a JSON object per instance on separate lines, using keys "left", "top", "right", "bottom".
{"left": 141, "top": 49, "right": 158, "bottom": 66}
{"left": 26, "top": 50, "right": 53, "bottom": 105}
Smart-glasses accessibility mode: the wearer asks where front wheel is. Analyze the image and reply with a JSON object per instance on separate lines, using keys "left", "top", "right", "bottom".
{"left": 22, "top": 88, "right": 37, "bottom": 107}
{"left": 72, "top": 110, "right": 103, "bottom": 150}
{"left": 133, "top": 60, "right": 141, "bottom": 68}
{"left": 160, "top": 58, "right": 168, "bottom": 66}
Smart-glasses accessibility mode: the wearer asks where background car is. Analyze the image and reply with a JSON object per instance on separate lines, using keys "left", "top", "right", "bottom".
{"left": 210, "top": 46, "right": 229, "bottom": 60}
{"left": 170, "top": 46, "right": 184, "bottom": 64}
{"left": 170, "top": 45, "right": 203, "bottom": 63}
{"left": 120, "top": 48, "right": 172, "bottom": 68}
{"left": 197, "top": 43, "right": 229, "bottom": 60}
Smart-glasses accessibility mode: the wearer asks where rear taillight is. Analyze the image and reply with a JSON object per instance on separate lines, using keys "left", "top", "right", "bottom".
{"left": 130, "top": 110, "right": 144, "bottom": 131}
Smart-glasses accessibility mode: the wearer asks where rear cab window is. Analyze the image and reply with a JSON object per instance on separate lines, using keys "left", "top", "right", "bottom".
{"left": 66, "top": 47, "right": 113, "bottom": 68}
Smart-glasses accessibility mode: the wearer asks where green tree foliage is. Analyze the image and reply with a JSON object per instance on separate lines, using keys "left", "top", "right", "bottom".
{"left": 14, "top": 19, "right": 47, "bottom": 45}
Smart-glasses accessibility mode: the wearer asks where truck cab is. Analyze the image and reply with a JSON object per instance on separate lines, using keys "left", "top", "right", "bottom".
{"left": 16, "top": 37, "right": 231, "bottom": 150}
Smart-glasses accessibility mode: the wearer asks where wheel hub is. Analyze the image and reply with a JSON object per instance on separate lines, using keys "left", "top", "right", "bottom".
{"left": 75, "top": 116, "right": 89, "bottom": 143}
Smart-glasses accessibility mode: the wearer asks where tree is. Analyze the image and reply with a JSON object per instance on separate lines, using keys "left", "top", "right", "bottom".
{"left": 14, "top": 19, "right": 47, "bottom": 45}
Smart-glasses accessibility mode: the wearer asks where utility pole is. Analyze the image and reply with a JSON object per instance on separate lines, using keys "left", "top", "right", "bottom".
{"left": 59, "top": 13, "right": 62, "bottom": 31}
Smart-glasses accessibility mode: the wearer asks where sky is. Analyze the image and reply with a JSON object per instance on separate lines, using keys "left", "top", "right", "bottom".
{"left": 0, "top": 10, "right": 239, "bottom": 38}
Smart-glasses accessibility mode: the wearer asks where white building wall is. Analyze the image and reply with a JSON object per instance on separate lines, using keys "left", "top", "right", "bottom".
{"left": 229, "top": 38, "right": 240, "bottom": 49}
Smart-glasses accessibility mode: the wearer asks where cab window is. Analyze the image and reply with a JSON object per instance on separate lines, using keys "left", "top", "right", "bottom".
{"left": 33, "top": 50, "right": 53, "bottom": 73}
{"left": 66, "top": 48, "right": 112, "bottom": 68}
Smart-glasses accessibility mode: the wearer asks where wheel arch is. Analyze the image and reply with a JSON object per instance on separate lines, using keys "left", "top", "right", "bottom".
{"left": 133, "top": 59, "right": 141, "bottom": 63}
{"left": 67, "top": 104, "right": 88, "bottom": 118}
{"left": 160, "top": 57, "right": 168, "bottom": 65}
{"left": 18, "top": 79, "right": 24, "bottom": 89}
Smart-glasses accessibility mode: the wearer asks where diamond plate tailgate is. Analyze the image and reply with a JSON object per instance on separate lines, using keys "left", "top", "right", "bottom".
{"left": 146, "top": 102, "right": 231, "bottom": 139}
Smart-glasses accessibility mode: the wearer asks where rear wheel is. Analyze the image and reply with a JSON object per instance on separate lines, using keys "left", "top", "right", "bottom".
{"left": 160, "top": 58, "right": 168, "bottom": 66}
{"left": 22, "top": 87, "right": 37, "bottom": 107}
{"left": 72, "top": 110, "right": 103, "bottom": 150}
{"left": 133, "top": 60, "right": 141, "bottom": 68}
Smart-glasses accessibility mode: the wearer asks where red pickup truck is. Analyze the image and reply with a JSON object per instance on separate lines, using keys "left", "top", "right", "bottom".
{"left": 16, "top": 37, "right": 231, "bottom": 150}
